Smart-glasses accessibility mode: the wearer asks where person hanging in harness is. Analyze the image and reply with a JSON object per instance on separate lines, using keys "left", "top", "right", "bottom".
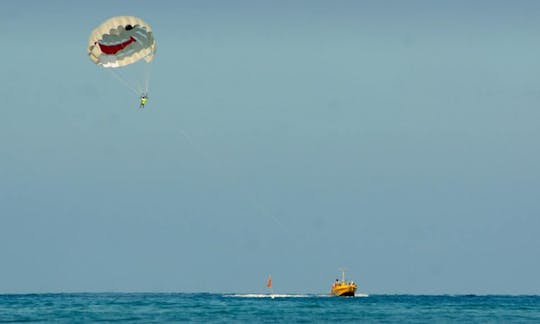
{"left": 139, "top": 94, "right": 148, "bottom": 110}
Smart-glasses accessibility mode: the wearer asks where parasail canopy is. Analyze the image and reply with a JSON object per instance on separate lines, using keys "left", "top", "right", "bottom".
{"left": 88, "top": 16, "right": 156, "bottom": 68}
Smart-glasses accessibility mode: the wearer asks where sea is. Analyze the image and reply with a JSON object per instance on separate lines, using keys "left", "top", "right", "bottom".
{"left": 1, "top": 293, "right": 539, "bottom": 323}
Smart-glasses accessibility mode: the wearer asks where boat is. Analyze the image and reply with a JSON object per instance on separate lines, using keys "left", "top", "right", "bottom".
{"left": 330, "top": 269, "right": 357, "bottom": 297}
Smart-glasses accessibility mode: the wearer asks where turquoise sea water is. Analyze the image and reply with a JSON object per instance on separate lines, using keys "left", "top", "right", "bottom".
{"left": 1, "top": 293, "right": 539, "bottom": 322}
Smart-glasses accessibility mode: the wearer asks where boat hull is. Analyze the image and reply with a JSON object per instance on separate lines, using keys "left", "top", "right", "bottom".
{"left": 331, "top": 284, "right": 357, "bottom": 297}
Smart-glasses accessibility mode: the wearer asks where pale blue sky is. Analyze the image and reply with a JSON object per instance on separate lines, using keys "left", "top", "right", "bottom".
{"left": 1, "top": 0, "right": 539, "bottom": 294}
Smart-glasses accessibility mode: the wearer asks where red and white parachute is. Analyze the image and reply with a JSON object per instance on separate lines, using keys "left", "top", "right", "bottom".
{"left": 88, "top": 16, "right": 156, "bottom": 96}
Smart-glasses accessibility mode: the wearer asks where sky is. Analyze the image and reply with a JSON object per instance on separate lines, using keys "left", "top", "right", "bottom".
{"left": 1, "top": 0, "right": 539, "bottom": 294}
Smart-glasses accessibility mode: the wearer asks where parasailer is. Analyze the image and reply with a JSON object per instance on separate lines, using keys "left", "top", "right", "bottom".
{"left": 139, "top": 94, "right": 148, "bottom": 110}
{"left": 87, "top": 16, "right": 156, "bottom": 109}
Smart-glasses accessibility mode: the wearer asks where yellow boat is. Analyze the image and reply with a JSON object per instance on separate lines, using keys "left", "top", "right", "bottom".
{"left": 330, "top": 269, "right": 357, "bottom": 297}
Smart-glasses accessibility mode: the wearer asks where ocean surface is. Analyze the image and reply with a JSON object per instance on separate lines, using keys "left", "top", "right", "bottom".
{"left": 1, "top": 293, "right": 539, "bottom": 323}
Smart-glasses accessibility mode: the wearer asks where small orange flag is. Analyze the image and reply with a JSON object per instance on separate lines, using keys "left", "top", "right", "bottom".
{"left": 267, "top": 275, "right": 272, "bottom": 288}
